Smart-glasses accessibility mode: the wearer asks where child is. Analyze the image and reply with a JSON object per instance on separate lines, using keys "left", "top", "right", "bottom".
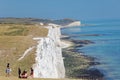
{"left": 6, "top": 66, "right": 12, "bottom": 77}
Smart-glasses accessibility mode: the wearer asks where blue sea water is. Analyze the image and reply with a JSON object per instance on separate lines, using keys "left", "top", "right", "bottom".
{"left": 61, "top": 19, "right": 120, "bottom": 80}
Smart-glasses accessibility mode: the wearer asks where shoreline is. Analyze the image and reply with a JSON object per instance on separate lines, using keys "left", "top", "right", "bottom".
{"left": 61, "top": 31, "right": 104, "bottom": 79}
{"left": 61, "top": 40, "right": 74, "bottom": 48}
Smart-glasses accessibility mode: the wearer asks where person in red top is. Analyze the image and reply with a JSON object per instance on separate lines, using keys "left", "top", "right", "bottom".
{"left": 21, "top": 70, "right": 28, "bottom": 78}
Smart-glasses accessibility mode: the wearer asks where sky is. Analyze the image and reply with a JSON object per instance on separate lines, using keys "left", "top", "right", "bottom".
{"left": 0, "top": 0, "right": 120, "bottom": 20}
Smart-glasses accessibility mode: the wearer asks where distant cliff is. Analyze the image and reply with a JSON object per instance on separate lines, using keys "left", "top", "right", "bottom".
{"left": 63, "top": 21, "right": 81, "bottom": 27}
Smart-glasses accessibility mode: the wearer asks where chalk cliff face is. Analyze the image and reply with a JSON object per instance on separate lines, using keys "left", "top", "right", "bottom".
{"left": 33, "top": 25, "right": 65, "bottom": 78}
{"left": 65, "top": 21, "right": 81, "bottom": 27}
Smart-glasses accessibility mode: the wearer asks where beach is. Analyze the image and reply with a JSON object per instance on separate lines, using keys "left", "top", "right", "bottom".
{"left": 61, "top": 40, "right": 74, "bottom": 48}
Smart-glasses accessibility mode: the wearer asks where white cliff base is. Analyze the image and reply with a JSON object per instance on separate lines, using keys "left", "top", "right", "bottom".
{"left": 33, "top": 25, "right": 65, "bottom": 78}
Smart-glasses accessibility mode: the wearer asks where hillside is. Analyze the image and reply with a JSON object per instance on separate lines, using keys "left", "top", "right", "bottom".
{"left": 0, "top": 23, "right": 48, "bottom": 76}
{"left": 0, "top": 18, "right": 79, "bottom": 26}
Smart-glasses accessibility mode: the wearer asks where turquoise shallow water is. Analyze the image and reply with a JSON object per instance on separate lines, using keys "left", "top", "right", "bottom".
{"left": 61, "top": 20, "right": 120, "bottom": 80}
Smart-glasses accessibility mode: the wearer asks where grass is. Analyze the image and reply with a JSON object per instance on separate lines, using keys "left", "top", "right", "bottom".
{"left": 0, "top": 76, "right": 82, "bottom": 80}
{"left": 0, "top": 24, "right": 48, "bottom": 37}
{"left": 0, "top": 24, "right": 48, "bottom": 77}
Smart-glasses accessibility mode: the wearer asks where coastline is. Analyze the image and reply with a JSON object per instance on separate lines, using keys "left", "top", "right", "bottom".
{"left": 61, "top": 40, "right": 74, "bottom": 48}
{"left": 61, "top": 27, "right": 104, "bottom": 79}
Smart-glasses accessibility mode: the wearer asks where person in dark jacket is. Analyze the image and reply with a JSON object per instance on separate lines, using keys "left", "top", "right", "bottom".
{"left": 30, "top": 68, "right": 33, "bottom": 77}
{"left": 18, "top": 68, "right": 21, "bottom": 78}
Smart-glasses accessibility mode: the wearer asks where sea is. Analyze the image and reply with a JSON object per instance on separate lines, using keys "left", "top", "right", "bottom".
{"left": 61, "top": 19, "right": 120, "bottom": 80}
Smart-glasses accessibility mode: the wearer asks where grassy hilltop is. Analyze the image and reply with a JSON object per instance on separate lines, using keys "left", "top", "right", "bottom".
{"left": 0, "top": 23, "right": 48, "bottom": 76}
{"left": 0, "top": 17, "right": 78, "bottom": 26}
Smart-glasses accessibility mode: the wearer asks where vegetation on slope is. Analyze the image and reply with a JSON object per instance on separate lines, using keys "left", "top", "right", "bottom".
{"left": 0, "top": 18, "right": 78, "bottom": 26}
{"left": 0, "top": 24, "right": 48, "bottom": 76}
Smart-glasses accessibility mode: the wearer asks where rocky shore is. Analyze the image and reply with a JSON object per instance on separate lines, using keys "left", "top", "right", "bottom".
{"left": 61, "top": 37, "right": 104, "bottom": 80}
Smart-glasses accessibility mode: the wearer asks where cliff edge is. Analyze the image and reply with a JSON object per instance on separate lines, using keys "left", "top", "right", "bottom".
{"left": 33, "top": 25, "right": 65, "bottom": 78}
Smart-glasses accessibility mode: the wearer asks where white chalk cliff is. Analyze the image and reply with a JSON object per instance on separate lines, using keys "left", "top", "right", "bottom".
{"left": 33, "top": 25, "right": 65, "bottom": 78}
{"left": 65, "top": 21, "right": 81, "bottom": 27}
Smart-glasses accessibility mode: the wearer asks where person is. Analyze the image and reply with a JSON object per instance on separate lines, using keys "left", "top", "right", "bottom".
{"left": 6, "top": 63, "right": 12, "bottom": 77}
{"left": 7, "top": 63, "right": 10, "bottom": 68}
{"left": 30, "top": 68, "right": 33, "bottom": 77}
{"left": 18, "top": 68, "right": 21, "bottom": 78}
{"left": 21, "top": 70, "right": 28, "bottom": 78}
